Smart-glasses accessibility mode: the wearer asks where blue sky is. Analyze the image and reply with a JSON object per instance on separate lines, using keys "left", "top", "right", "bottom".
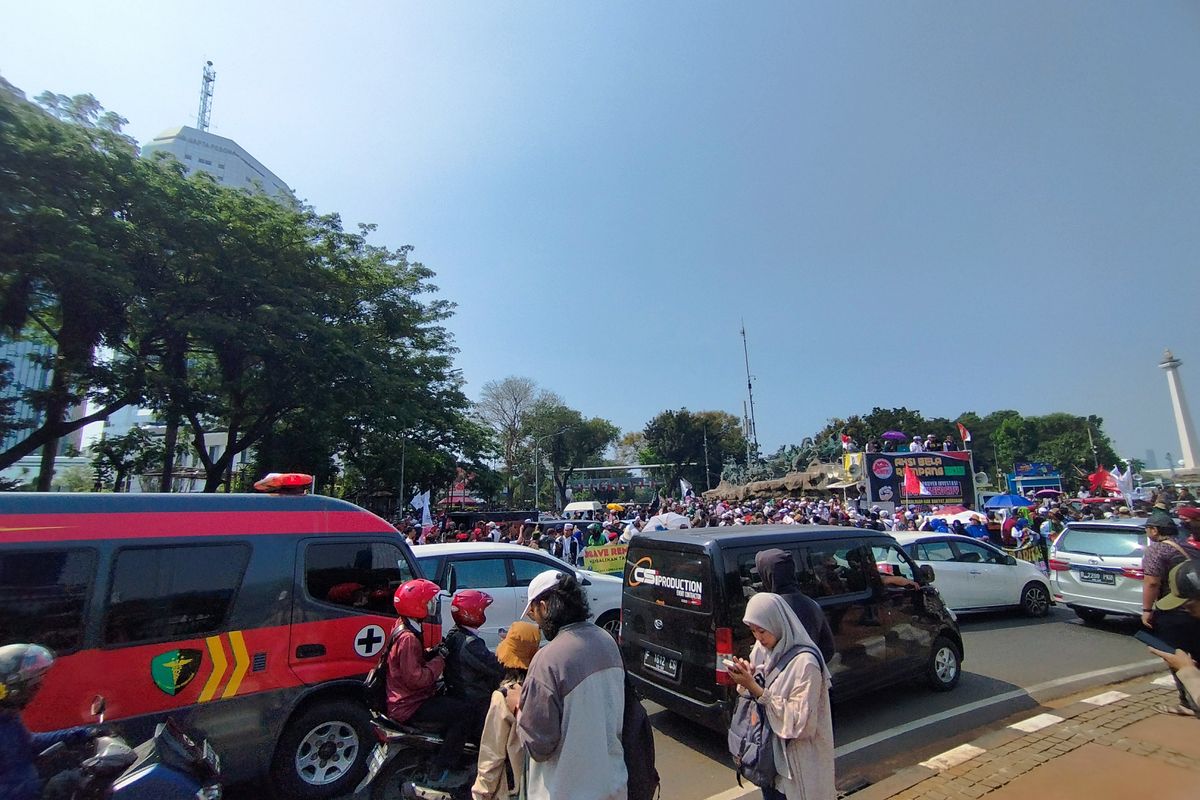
{"left": 3, "top": 2, "right": 1198, "bottom": 464}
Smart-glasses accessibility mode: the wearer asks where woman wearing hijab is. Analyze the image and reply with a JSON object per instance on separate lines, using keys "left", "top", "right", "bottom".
{"left": 726, "top": 593, "right": 835, "bottom": 800}
{"left": 472, "top": 622, "right": 541, "bottom": 800}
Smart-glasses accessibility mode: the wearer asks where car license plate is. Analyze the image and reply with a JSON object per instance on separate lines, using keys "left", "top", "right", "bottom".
{"left": 642, "top": 649, "right": 678, "bottom": 680}
{"left": 1078, "top": 570, "right": 1115, "bottom": 585}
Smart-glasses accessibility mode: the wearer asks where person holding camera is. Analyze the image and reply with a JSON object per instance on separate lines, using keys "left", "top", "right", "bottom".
{"left": 386, "top": 579, "right": 473, "bottom": 790}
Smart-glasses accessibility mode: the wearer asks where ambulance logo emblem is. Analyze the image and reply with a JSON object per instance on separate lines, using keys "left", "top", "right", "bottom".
{"left": 151, "top": 648, "right": 202, "bottom": 696}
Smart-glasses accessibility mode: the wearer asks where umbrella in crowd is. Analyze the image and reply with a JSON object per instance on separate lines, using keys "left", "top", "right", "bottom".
{"left": 606, "top": 503, "right": 626, "bottom": 511}
{"left": 643, "top": 512, "right": 691, "bottom": 531}
{"left": 984, "top": 494, "right": 1035, "bottom": 509}
{"left": 881, "top": 431, "right": 908, "bottom": 441}
{"left": 1034, "top": 489, "right": 1062, "bottom": 498}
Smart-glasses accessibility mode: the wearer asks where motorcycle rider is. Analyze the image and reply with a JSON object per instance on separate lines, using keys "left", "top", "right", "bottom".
{"left": 386, "top": 579, "right": 473, "bottom": 790}
{"left": 443, "top": 590, "right": 505, "bottom": 743}
{"left": 0, "top": 644, "right": 98, "bottom": 800}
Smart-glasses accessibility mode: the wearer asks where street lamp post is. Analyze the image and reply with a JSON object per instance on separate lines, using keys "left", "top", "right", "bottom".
{"left": 533, "top": 425, "right": 574, "bottom": 516}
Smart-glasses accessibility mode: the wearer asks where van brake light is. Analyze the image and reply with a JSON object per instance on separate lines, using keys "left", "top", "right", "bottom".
{"left": 715, "top": 626, "right": 734, "bottom": 686}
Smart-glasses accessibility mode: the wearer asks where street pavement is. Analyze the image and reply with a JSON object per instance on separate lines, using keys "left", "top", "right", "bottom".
{"left": 650, "top": 605, "right": 1158, "bottom": 800}
{"left": 260, "top": 603, "right": 1158, "bottom": 800}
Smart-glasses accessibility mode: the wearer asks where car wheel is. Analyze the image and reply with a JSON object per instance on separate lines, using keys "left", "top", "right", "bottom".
{"left": 1074, "top": 607, "right": 1107, "bottom": 625}
{"left": 925, "top": 636, "right": 961, "bottom": 692}
{"left": 596, "top": 611, "right": 620, "bottom": 639}
{"left": 271, "top": 699, "right": 371, "bottom": 800}
{"left": 1020, "top": 582, "right": 1051, "bottom": 618}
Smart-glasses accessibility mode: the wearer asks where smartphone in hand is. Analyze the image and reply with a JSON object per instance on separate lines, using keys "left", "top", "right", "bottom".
{"left": 1134, "top": 629, "right": 1177, "bottom": 653}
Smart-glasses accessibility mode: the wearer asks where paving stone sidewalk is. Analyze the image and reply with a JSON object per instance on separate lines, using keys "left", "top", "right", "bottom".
{"left": 848, "top": 676, "right": 1198, "bottom": 800}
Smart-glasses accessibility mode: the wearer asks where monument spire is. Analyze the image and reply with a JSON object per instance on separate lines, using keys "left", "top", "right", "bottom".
{"left": 1159, "top": 348, "right": 1198, "bottom": 470}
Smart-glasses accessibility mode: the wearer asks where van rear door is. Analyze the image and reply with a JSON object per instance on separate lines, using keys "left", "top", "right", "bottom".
{"left": 621, "top": 542, "right": 720, "bottom": 703}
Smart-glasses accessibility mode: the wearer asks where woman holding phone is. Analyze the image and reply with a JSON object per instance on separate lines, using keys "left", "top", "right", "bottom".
{"left": 725, "top": 593, "right": 836, "bottom": 800}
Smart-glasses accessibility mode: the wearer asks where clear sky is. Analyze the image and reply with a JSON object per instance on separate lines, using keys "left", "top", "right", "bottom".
{"left": 4, "top": 2, "right": 1198, "bottom": 465}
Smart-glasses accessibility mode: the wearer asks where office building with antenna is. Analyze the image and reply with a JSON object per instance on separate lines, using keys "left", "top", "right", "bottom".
{"left": 141, "top": 61, "right": 293, "bottom": 200}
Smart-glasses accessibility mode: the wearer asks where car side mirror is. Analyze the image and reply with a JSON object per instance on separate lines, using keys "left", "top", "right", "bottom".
{"left": 919, "top": 565, "right": 935, "bottom": 584}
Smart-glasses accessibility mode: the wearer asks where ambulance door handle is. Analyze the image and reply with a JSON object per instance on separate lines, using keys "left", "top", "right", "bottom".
{"left": 295, "top": 644, "right": 325, "bottom": 659}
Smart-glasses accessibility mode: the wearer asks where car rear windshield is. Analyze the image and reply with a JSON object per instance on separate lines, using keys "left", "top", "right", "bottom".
{"left": 1056, "top": 526, "right": 1146, "bottom": 559}
{"left": 624, "top": 547, "right": 711, "bottom": 612}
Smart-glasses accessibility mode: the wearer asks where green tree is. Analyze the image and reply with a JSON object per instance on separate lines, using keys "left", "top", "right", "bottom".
{"left": 474, "top": 376, "right": 551, "bottom": 502}
{"left": 88, "top": 426, "right": 163, "bottom": 492}
{"left": 0, "top": 89, "right": 150, "bottom": 487}
{"left": 641, "top": 409, "right": 746, "bottom": 494}
{"left": 525, "top": 400, "right": 618, "bottom": 510}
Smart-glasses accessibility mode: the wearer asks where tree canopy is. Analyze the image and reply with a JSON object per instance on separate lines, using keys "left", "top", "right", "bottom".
{"left": 1, "top": 83, "right": 486, "bottom": 496}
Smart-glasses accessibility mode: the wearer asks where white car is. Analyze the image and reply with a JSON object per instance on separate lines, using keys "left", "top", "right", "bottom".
{"left": 891, "top": 532, "right": 1053, "bottom": 617}
{"left": 411, "top": 542, "right": 624, "bottom": 647}
{"left": 1048, "top": 518, "right": 1148, "bottom": 624}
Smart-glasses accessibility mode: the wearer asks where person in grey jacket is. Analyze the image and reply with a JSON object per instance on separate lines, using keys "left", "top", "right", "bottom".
{"left": 755, "top": 549, "right": 836, "bottom": 664}
{"left": 508, "top": 570, "right": 627, "bottom": 800}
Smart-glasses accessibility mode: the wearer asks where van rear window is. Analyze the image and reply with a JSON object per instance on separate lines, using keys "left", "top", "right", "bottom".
{"left": 624, "top": 548, "right": 710, "bottom": 612}
{"left": 1056, "top": 527, "right": 1146, "bottom": 559}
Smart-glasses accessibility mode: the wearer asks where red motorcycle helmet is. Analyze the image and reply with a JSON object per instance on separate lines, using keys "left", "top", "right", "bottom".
{"left": 450, "top": 589, "right": 493, "bottom": 629}
{"left": 393, "top": 579, "right": 441, "bottom": 619}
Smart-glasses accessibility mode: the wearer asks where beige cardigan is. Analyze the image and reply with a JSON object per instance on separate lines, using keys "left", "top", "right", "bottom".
{"left": 472, "top": 687, "right": 525, "bottom": 800}
{"left": 746, "top": 652, "right": 836, "bottom": 800}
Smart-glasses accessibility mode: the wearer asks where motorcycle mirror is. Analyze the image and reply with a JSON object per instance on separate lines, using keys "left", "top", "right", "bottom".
{"left": 90, "top": 695, "right": 106, "bottom": 719}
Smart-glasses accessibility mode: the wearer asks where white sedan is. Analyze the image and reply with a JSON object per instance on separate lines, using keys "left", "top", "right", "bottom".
{"left": 891, "top": 532, "right": 1053, "bottom": 617}
{"left": 411, "top": 542, "right": 624, "bottom": 647}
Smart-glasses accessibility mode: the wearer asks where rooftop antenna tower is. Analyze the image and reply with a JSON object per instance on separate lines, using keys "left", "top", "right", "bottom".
{"left": 741, "top": 320, "right": 759, "bottom": 457}
{"left": 197, "top": 61, "right": 216, "bottom": 132}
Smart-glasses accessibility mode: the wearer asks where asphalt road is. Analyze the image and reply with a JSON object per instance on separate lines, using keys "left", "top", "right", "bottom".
{"left": 246, "top": 605, "right": 1158, "bottom": 800}
{"left": 652, "top": 605, "right": 1158, "bottom": 800}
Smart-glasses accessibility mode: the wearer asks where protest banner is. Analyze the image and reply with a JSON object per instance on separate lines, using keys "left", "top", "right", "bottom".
{"left": 583, "top": 543, "right": 628, "bottom": 574}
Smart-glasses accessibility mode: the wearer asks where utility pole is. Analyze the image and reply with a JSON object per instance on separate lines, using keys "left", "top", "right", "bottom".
{"left": 197, "top": 61, "right": 216, "bottom": 132}
{"left": 741, "top": 321, "right": 759, "bottom": 457}
{"left": 703, "top": 424, "right": 711, "bottom": 490}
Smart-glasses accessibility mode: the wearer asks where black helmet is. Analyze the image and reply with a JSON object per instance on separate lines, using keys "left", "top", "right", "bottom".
{"left": 0, "top": 644, "right": 54, "bottom": 709}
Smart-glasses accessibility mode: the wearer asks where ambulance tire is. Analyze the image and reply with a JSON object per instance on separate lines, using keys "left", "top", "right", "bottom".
{"left": 272, "top": 699, "right": 372, "bottom": 800}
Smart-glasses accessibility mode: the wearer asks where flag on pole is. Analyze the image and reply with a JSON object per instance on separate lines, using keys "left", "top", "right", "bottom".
{"left": 680, "top": 477, "right": 694, "bottom": 498}
{"left": 956, "top": 423, "right": 972, "bottom": 443}
{"left": 904, "top": 465, "right": 930, "bottom": 496}
{"left": 411, "top": 490, "right": 432, "bottom": 530}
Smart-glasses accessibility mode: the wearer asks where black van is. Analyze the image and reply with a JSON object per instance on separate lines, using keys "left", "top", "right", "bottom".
{"left": 0, "top": 490, "right": 428, "bottom": 799}
{"left": 620, "top": 525, "right": 964, "bottom": 730}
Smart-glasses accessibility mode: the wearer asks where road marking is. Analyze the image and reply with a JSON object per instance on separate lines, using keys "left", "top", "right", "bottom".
{"left": 1153, "top": 674, "right": 1175, "bottom": 687}
{"left": 833, "top": 658, "right": 1160, "bottom": 758}
{"left": 699, "top": 788, "right": 755, "bottom": 800}
{"left": 1081, "top": 690, "right": 1129, "bottom": 706}
{"left": 920, "top": 744, "right": 986, "bottom": 771}
{"left": 1009, "top": 713, "right": 1063, "bottom": 732}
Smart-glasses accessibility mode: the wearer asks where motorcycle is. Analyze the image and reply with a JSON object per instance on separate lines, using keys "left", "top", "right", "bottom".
{"left": 355, "top": 711, "right": 480, "bottom": 800}
{"left": 39, "top": 696, "right": 222, "bottom": 800}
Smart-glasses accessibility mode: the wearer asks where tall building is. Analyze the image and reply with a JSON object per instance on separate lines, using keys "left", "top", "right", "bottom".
{"left": 142, "top": 125, "right": 293, "bottom": 200}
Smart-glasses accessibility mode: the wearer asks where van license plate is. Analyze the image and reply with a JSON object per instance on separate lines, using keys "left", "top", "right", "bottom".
{"left": 643, "top": 650, "right": 678, "bottom": 679}
{"left": 1079, "top": 570, "right": 1115, "bottom": 585}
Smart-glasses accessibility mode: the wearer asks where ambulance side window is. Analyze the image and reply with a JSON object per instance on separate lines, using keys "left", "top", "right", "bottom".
{"left": 104, "top": 544, "right": 250, "bottom": 645}
{"left": 0, "top": 549, "right": 96, "bottom": 654}
{"left": 305, "top": 542, "right": 413, "bottom": 616}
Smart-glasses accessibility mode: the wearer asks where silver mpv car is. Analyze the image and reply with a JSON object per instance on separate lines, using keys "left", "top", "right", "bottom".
{"left": 1048, "top": 518, "right": 1147, "bottom": 624}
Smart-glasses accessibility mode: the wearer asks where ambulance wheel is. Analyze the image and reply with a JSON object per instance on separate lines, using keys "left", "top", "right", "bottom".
{"left": 272, "top": 699, "right": 371, "bottom": 800}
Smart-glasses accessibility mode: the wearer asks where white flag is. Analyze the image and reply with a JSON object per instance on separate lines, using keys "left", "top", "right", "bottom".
{"left": 680, "top": 477, "right": 694, "bottom": 498}
{"left": 421, "top": 494, "right": 433, "bottom": 529}
{"left": 410, "top": 490, "right": 426, "bottom": 512}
